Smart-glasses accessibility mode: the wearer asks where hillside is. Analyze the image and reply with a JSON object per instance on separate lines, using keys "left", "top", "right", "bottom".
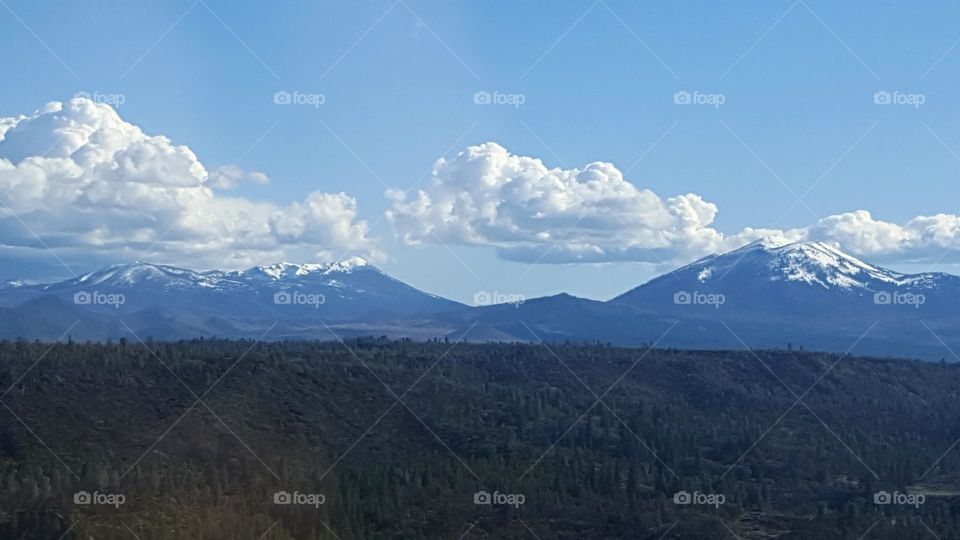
{"left": 1, "top": 340, "right": 960, "bottom": 538}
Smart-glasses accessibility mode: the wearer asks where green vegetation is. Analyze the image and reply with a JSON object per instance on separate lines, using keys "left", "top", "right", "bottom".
{"left": 1, "top": 338, "right": 960, "bottom": 538}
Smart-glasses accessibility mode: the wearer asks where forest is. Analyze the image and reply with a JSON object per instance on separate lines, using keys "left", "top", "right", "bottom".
{"left": 1, "top": 338, "right": 959, "bottom": 539}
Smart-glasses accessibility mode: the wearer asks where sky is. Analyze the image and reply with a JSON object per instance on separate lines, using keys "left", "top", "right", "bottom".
{"left": 1, "top": 0, "right": 960, "bottom": 303}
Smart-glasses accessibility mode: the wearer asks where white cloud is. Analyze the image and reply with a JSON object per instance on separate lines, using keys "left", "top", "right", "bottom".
{"left": 0, "top": 115, "right": 23, "bottom": 139}
{"left": 209, "top": 165, "right": 270, "bottom": 189}
{"left": 386, "top": 142, "right": 734, "bottom": 264}
{"left": 0, "top": 98, "right": 378, "bottom": 270}
{"left": 805, "top": 210, "right": 960, "bottom": 263}
{"left": 386, "top": 142, "right": 960, "bottom": 265}
{"left": 1, "top": 105, "right": 955, "bottom": 274}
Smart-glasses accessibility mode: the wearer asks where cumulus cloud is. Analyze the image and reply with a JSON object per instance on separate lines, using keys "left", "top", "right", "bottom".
{"left": 1, "top": 103, "right": 954, "bottom": 274}
{"left": 805, "top": 211, "right": 960, "bottom": 263}
{"left": 0, "top": 98, "right": 378, "bottom": 271}
{"left": 386, "top": 142, "right": 736, "bottom": 264}
{"left": 386, "top": 143, "right": 960, "bottom": 265}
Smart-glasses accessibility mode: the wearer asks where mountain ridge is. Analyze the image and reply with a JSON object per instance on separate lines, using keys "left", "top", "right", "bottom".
{"left": 1, "top": 240, "right": 958, "bottom": 360}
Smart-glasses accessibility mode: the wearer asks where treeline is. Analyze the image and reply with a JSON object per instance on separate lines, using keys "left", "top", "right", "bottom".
{"left": 0, "top": 338, "right": 959, "bottom": 538}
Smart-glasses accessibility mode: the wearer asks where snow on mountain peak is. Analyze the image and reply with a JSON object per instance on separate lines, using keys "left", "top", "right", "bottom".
{"left": 685, "top": 238, "right": 913, "bottom": 291}
{"left": 768, "top": 242, "right": 880, "bottom": 289}
{"left": 252, "top": 262, "right": 310, "bottom": 280}
{"left": 753, "top": 234, "right": 795, "bottom": 250}
{"left": 325, "top": 256, "right": 369, "bottom": 273}
{"left": 78, "top": 262, "right": 166, "bottom": 284}
{"left": 247, "top": 257, "right": 372, "bottom": 280}
{"left": 68, "top": 261, "right": 231, "bottom": 290}
{"left": 44, "top": 256, "right": 380, "bottom": 293}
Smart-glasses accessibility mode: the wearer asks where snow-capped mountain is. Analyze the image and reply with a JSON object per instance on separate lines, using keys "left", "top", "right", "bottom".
{"left": 41, "top": 257, "right": 383, "bottom": 293}
{"left": 433, "top": 237, "right": 960, "bottom": 361}
{"left": 683, "top": 236, "right": 940, "bottom": 291}
{"left": 47, "top": 262, "right": 252, "bottom": 292}
{"left": 1, "top": 240, "right": 959, "bottom": 361}
{"left": 207, "top": 257, "right": 459, "bottom": 320}
{"left": 0, "top": 257, "right": 462, "bottom": 340}
{"left": 612, "top": 237, "right": 960, "bottom": 319}
{"left": 585, "top": 237, "right": 959, "bottom": 360}
{"left": 689, "top": 236, "right": 907, "bottom": 289}
{"left": 208, "top": 257, "right": 373, "bottom": 285}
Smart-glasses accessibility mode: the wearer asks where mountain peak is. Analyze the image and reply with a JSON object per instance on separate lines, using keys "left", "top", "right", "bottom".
{"left": 741, "top": 236, "right": 845, "bottom": 257}
{"left": 247, "top": 257, "right": 372, "bottom": 280}
{"left": 749, "top": 234, "right": 796, "bottom": 251}
{"left": 60, "top": 261, "right": 233, "bottom": 290}
{"left": 252, "top": 262, "right": 322, "bottom": 279}
{"left": 79, "top": 261, "right": 178, "bottom": 282}
{"left": 660, "top": 237, "right": 918, "bottom": 293}
{"left": 326, "top": 256, "right": 370, "bottom": 272}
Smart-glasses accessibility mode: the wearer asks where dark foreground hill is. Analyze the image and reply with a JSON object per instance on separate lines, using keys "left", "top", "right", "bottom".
{"left": 2, "top": 339, "right": 960, "bottom": 538}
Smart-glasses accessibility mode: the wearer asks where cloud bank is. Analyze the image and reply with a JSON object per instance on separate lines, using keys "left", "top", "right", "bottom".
{"left": 387, "top": 142, "right": 960, "bottom": 265}
{"left": 0, "top": 98, "right": 378, "bottom": 271}
{"left": 1, "top": 100, "right": 955, "bottom": 274}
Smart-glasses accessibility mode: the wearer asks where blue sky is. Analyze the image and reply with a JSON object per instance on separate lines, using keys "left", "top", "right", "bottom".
{"left": 2, "top": 0, "right": 960, "bottom": 302}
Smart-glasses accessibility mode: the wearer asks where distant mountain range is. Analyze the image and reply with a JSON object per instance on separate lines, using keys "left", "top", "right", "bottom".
{"left": 0, "top": 257, "right": 460, "bottom": 342}
{"left": 2, "top": 238, "right": 959, "bottom": 360}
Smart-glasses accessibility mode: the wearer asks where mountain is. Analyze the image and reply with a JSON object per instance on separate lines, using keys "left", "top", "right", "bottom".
{"left": 433, "top": 293, "right": 667, "bottom": 345}
{"left": 431, "top": 237, "right": 960, "bottom": 360}
{"left": 1, "top": 240, "right": 959, "bottom": 360}
{"left": 613, "top": 236, "right": 960, "bottom": 318}
{"left": 204, "top": 257, "right": 461, "bottom": 321}
{"left": 611, "top": 237, "right": 960, "bottom": 359}
{"left": 0, "top": 258, "right": 461, "bottom": 341}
